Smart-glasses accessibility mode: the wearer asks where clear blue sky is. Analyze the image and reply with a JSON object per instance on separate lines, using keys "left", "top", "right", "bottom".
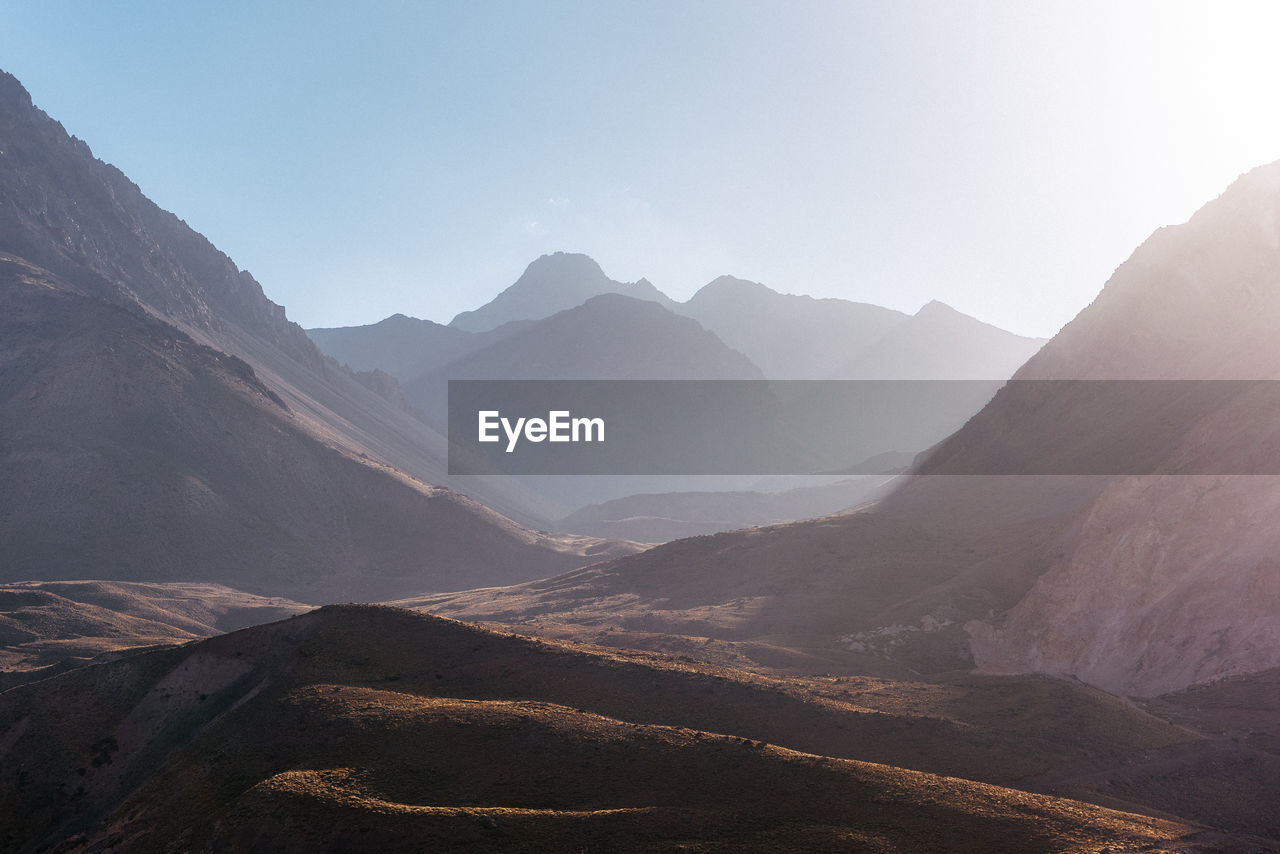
{"left": 4, "top": 1, "right": 1280, "bottom": 337}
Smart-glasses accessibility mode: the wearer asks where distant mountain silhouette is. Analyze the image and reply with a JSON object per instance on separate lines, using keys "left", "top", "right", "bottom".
{"left": 831, "top": 299, "right": 1046, "bottom": 379}
{"left": 430, "top": 293, "right": 760, "bottom": 383}
{"left": 676, "top": 275, "right": 908, "bottom": 378}
{"left": 314, "top": 267, "right": 1041, "bottom": 386}
{"left": 449, "top": 251, "right": 675, "bottom": 332}
{"left": 307, "top": 313, "right": 473, "bottom": 379}
{"left": 556, "top": 476, "right": 896, "bottom": 542}
{"left": 309, "top": 262, "right": 1038, "bottom": 532}
{"left": 403, "top": 293, "right": 764, "bottom": 431}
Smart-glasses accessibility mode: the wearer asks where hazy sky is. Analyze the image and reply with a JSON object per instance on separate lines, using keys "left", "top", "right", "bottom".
{"left": 4, "top": 1, "right": 1280, "bottom": 337}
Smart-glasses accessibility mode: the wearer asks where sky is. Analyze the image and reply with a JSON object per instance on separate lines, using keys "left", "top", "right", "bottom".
{"left": 4, "top": 1, "right": 1280, "bottom": 338}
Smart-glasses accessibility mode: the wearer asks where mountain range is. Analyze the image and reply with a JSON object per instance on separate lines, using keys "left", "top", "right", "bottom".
{"left": 6, "top": 64, "right": 1280, "bottom": 850}
{"left": 305, "top": 251, "right": 1045, "bottom": 534}
{"left": 310, "top": 253, "right": 1045, "bottom": 387}
{"left": 424, "top": 160, "right": 1280, "bottom": 702}
{"left": 0, "top": 71, "right": 637, "bottom": 600}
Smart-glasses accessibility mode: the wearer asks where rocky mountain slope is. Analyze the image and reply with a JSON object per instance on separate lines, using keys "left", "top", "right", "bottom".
{"left": 0, "top": 69, "right": 638, "bottom": 597}
{"left": 0, "top": 255, "right": 632, "bottom": 601}
{"left": 918, "top": 161, "right": 1280, "bottom": 696}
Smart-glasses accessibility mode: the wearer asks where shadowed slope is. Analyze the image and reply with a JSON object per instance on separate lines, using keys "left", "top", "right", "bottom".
{"left": 0, "top": 256, "right": 635, "bottom": 601}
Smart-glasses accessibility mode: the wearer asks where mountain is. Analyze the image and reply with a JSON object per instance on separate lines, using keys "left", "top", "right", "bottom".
{"left": 403, "top": 292, "right": 764, "bottom": 435}
{"left": 0, "top": 72, "right": 315, "bottom": 368}
{"left": 918, "top": 160, "right": 1280, "bottom": 696}
{"left": 0, "top": 255, "right": 633, "bottom": 601}
{"left": 0, "top": 68, "right": 588, "bottom": 530}
{"left": 449, "top": 251, "right": 675, "bottom": 332}
{"left": 433, "top": 293, "right": 760, "bottom": 382}
{"left": 424, "top": 161, "right": 1280, "bottom": 700}
{"left": 305, "top": 313, "right": 539, "bottom": 386}
{"left": 676, "top": 275, "right": 908, "bottom": 378}
{"left": 0, "top": 604, "right": 1221, "bottom": 853}
{"left": 305, "top": 313, "right": 474, "bottom": 381}
{"left": 831, "top": 299, "right": 1046, "bottom": 379}
{"left": 0, "top": 70, "right": 639, "bottom": 597}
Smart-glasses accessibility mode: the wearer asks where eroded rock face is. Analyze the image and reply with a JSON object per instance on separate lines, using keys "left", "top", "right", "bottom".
{"left": 911, "top": 161, "right": 1280, "bottom": 696}
{"left": 969, "top": 474, "right": 1280, "bottom": 696}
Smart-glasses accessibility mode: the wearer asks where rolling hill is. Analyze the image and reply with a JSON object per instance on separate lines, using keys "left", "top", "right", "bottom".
{"left": 0, "top": 604, "right": 1226, "bottom": 853}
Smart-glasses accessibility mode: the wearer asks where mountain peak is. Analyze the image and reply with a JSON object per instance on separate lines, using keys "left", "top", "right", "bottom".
{"left": 449, "top": 251, "right": 672, "bottom": 332}
{"left": 0, "top": 70, "right": 33, "bottom": 110}
{"left": 706, "top": 274, "right": 772, "bottom": 293}
{"left": 685, "top": 276, "right": 777, "bottom": 307}
{"left": 523, "top": 251, "right": 607, "bottom": 279}
{"left": 914, "top": 299, "right": 958, "bottom": 317}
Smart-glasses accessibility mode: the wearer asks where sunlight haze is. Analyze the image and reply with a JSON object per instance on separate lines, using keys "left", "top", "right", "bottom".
{"left": 2, "top": 0, "right": 1279, "bottom": 337}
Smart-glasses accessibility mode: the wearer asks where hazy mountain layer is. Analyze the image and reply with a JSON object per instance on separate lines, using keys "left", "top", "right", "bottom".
{"left": 403, "top": 292, "right": 765, "bottom": 431}
{"left": 831, "top": 299, "right": 1046, "bottom": 379}
{"left": 557, "top": 477, "right": 895, "bottom": 542}
{"left": 449, "top": 251, "right": 674, "bottom": 332}
{"left": 306, "top": 313, "right": 475, "bottom": 380}
{"left": 425, "top": 161, "right": 1280, "bottom": 699}
{"left": 676, "top": 275, "right": 908, "bottom": 378}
